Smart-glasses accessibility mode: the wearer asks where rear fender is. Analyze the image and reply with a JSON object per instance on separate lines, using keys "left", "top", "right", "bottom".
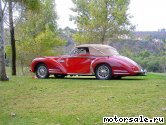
{"left": 90, "top": 57, "right": 127, "bottom": 75}
{"left": 91, "top": 57, "right": 112, "bottom": 74}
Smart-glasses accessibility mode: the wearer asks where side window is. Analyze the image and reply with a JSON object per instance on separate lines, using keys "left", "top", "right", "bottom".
{"left": 70, "top": 48, "right": 78, "bottom": 55}
{"left": 78, "top": 48, "right": 87, "bottom": 54}
{"left": 70, "top": 47, "right": 89, "bottom": 55}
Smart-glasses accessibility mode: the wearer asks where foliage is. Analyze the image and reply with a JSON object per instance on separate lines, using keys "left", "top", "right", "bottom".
{"left": 2, "top": 0, "right": 42, "bottom": 76}
{"left": 71, "top": 0, "right": 134, "bottom": 44}
{"left": 59, "top": 27, "right": 76, "bottom": 38}
{"left": 0, "top": 73, "right": 166, "bottom": 124}
{"left": 115, "top": 40, "right": 166, "bottom": 73}
{"left": 5, "top": 0, "right": 65, "bottom": 74}
{"left": 17, "top": 25, "right": 64, "bottom": 65}
{"left": 2, "top": 0, "right": 41, "bottom": 10}
{"left": 14, "top": 0, "right": 58, "bottom": 36}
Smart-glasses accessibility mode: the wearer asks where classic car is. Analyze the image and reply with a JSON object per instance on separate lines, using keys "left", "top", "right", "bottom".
{"left": 30, "top": 44, "right": 146, "bottom": 80}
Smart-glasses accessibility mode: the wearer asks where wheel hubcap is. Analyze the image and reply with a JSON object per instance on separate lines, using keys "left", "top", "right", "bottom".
{"left": 37, "top": 66, "right": 47, "bottom": 78}
{"left": 97, "top": 65, "right": 110, "bottom": 79}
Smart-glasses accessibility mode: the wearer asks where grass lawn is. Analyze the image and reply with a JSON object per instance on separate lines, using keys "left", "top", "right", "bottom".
{"left": 0, "top": 73, "right": 166, "bottom": 125}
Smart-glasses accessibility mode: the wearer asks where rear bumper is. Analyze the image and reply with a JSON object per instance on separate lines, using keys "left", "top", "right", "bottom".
{"left": 113, "top": 68, "right": 147, "bottom": 76}
{"left": 134, "top": 69, "right": 147, "bottom": 76}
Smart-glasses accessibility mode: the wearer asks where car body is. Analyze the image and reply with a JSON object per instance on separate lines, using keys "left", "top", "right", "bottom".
{"left": 30, "top": 44, "right": 146, "bottom": 80}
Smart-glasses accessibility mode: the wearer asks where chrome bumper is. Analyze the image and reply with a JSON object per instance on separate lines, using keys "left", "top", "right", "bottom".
{"left": 134, "top": 69, "right": 147, "bottom": 76}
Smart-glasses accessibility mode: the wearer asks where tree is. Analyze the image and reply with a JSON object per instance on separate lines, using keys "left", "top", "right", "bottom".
{"left": 5, "top": 0, "right": 41, "bottom": 75}
{"left": 8, "top": 0, "right": 16, "bottom": 75}
{"left": 8, "top": 0, "right": 65, "bottom": 75}
{"left": 71, "top": 0, "right": 134, "bottom": 44}
{"left": 0, "top": 0, "right": 8, "bottom": 81}
{"left": 14, "top": 25, "right": 64, "bottom": 75}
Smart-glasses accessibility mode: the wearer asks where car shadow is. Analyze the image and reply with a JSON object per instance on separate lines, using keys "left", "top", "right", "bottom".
{"left": 48, "top": 77, "right": 96, "bottom": 80}
{"left": 118, "top": 78, "right": 147, "bottom": 81}
{"left": 48, "top": 76, "right": 147, "bottom": 81}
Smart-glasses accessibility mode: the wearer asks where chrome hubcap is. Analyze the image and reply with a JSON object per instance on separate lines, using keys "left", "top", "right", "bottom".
{"left": 37, "top": 66, "right": 47, "bottom": 78}
{"left": 97, "top": 65, "right": 110, "bottom": 79}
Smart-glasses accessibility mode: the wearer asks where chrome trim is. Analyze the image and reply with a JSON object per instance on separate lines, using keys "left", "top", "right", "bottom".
{"left": 67, "top": 73, "right": 92, "bottom": 75}
{"left": 114, "top": 73, "right": 130, "bottom": 75}
{"left": 114, "top": 70, "right": 128, "bottom": 73}
{"left": 49, "top": 69, "right": 57, "bottom": 71}
{"left": 113, "top": 70, "right": 129, "bottom": 75}
{"left": 134, "top": 69, "right": 147, "bottom": 74}
{"left": 90, "top": 59, "right": 95, "bottom": 74}
{"left": 49, "top": 69, "right": 61, "bottom": 73}
{"left": 58, "top": 60, "right": 65, "bottom": 63}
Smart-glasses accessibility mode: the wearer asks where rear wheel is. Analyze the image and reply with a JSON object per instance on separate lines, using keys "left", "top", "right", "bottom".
{"left": 95, "top": 64, "right": 112, "bottom": 80}
{"left": 54, "top": 74, "right": 65, "bottom": 79}
{"left": 36, "top": 64, "right": 49, "bottom": 79}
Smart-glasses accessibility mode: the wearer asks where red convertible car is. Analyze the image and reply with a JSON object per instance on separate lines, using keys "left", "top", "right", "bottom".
{"left": 30, "top": 44, "right": 146, "bottom": 80}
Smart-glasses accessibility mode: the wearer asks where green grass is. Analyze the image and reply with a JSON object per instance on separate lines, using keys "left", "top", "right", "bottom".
{"left": 0, "top": 73, "right": 166, "bottom": 125}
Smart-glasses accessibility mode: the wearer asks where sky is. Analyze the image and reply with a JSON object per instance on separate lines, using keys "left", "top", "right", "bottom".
{"left": 56, "top": 0, "right": 166, "bottom": 31}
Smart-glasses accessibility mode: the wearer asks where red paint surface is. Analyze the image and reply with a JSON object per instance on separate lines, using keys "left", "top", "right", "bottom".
{"left": 31, "top": 45, "right": 145, "bottom": 77}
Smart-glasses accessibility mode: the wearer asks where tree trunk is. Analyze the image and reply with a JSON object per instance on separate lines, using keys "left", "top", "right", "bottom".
{"left": 0, "top": 0, "right": 9, "bottom": 81}
{"left": 101, "top": 29, "right": 106, "bottom": 44}
{"left": 100, "top": 1, "right": 108, "bottom": 45}
{"left": 9, "top": 0, "right": 16, "bottom": 75}
{"left": 20, "top": 60, "right": 24, "bottom": 75}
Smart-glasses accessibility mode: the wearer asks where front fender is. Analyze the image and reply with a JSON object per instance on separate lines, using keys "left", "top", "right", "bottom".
{"left": 31, "top": 57, "right": 67, "bottom": 74}
{"left": 45, "top": 58, "right": 67, "bottom": 74}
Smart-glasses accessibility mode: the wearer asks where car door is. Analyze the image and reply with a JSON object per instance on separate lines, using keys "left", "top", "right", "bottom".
{"left": 65, "top": 47, "right": 92, "bottom": 74}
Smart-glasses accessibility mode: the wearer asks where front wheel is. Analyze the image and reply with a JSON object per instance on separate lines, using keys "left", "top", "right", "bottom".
{"left": 36, "top": 64, "right": 49, "bottom": 79}
{"left": 95, "top": 64, "right": 112, "bottom": 80}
